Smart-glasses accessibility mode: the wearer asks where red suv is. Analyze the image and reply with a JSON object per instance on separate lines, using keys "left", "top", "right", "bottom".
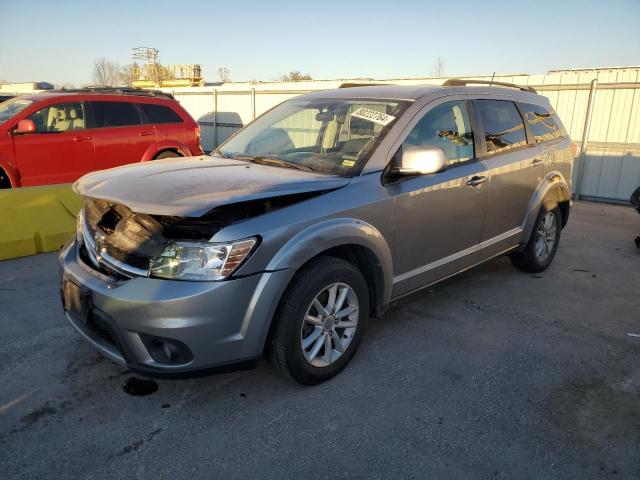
{"left": 0, "top": 88, "right": 203, "bottom": 188}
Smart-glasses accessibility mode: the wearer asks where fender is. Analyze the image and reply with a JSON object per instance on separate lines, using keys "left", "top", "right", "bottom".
{"left": 0, "top": 155, "right": 19, "bottom": 187}
{"left": 264, "top": 218, "right": 394, "bottom": 308}
{"left": 520, "top": 170, "right": 571, "bottom": 244}
{"left": 141, "top": 141, "right": 192, "bottom": 162}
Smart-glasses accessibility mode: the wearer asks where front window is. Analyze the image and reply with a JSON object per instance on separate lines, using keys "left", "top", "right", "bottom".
{"left": 216, "top": 98, "right": 409, "bottom": 176}
{"left": 0, "top": 97, "right": 34, "bottom": 125}
{"left": 26, "top": 102, "right": 86, "bottom": 132}
{"left": 400, "top": 101, "right": 475, "bottom": 166}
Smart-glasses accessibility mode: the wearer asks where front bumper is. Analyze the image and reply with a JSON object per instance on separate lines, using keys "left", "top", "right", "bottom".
{"left": 59, "top": 239, "right": 292, "bottom": 375}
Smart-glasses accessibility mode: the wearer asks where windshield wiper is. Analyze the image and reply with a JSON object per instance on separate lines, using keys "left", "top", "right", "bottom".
{"left": 227, "top": 154, "right": 317, "bottom": 172}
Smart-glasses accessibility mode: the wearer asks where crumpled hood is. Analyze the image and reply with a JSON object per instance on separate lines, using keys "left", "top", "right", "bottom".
{"left": 74, "top": 156, "right": 351, "bottom": 216}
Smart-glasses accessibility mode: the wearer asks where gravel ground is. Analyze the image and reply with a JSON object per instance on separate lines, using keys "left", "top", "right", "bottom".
{"left": 0, "top": 200, "right": 638, "bottom": 479}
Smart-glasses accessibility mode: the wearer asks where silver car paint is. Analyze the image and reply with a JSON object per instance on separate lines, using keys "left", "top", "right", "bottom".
{"left": 61, "top": 85, "right": 573, "bottom": 373}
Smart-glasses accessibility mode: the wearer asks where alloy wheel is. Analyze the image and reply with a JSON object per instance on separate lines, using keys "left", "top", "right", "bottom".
{"left": 535, "top": 211, "right": 557, "bottom": 262}
{"left": 300, "top": 282, "right": 359, "bottom": 367}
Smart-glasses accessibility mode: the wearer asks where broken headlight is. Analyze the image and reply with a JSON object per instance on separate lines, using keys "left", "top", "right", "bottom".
{"left": 149, "top": 238, "right": 257, "bottom": 281}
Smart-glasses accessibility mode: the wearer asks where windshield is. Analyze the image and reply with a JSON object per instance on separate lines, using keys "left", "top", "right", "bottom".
{"left": 216, "top": 98, "right": 409, "bottom": 176}
{"left": 0, "top": 97, "right": 34, "bottom": 125}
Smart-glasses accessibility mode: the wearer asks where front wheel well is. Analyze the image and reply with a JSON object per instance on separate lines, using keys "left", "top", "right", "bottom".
{"left": 0, "top": 168, "right": 12, "bottom": 188}
{"left": 302, "top": 245, "right": 386, "bottom": 318}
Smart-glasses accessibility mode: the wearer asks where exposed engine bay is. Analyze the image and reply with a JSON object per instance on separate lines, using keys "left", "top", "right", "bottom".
{"left": 80, "top": 191, "right": 324, "bottom": 277}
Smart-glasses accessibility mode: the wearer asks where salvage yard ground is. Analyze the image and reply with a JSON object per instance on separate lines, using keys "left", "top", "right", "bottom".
{"left": 1, "top": 201, "right": 638, "bottom": 479}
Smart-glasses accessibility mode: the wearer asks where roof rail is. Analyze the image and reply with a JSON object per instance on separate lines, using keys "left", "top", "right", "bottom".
{"left": 338, "top": 82, "right": 389, "bottom": 88}
{"left": 442, "top": 78, "right": 537, "bottom": 94}
{"left": 49, "top": 86, "right": 175, "bottom": 99}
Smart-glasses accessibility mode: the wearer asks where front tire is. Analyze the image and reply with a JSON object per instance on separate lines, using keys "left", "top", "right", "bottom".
{"left": 511, "top": 206, "right": 562, "bottom": 273}
{"left": 268, "top": 256, "right": 369, "bottom": 385}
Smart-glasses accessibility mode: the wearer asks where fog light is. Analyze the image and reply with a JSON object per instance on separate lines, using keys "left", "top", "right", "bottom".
{"left": 161, "top": 341, "right": 179, "bottom": 361}
{"left": 141, "top": 335, "right": 193, "bottom": 365}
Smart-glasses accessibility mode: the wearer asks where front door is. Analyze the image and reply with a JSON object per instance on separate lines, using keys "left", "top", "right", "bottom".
{"left": 13, "top": 101, "right": 94, "bottom": 186}
{"left": 388, "top": 100, "right": 488, "bottom": 297}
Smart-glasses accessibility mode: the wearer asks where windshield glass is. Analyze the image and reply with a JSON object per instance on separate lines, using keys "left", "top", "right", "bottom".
{"left": 216, "top": 98, "right": 409, "bottom": 176}
{"left": 0, "top": 97, "right": 34, "bottom": 125}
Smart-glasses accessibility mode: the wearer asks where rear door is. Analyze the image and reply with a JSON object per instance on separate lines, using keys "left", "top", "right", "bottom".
{"left": 12, "top": 101, "right": 94, "bottom": 186}
{"left": 388, "top": 99, "right": 489, "bottom": 297}
{"left": 88, "top": 101, "right": 157, "bottom": 171}
{"left": 138, "top": 102, "right": 190, "bottom": 155}
{"left": 472, "top": 99, "right": 542, "bottom": 255}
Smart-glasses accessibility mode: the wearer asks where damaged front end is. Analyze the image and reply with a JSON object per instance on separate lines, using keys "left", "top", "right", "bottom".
{"left": 78, "top": 192, "right": 320, "bottom": 281}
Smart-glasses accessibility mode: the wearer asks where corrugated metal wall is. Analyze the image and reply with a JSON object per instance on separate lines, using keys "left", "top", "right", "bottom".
{"left": 167, "top": 67, "right": 640, "bottom": 203}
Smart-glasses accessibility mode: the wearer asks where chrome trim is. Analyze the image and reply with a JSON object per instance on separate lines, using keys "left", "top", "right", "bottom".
{"left": 393, "top": 227, "right": 522, "bottom": 284}
{"left": 81, "top": 220, "right": 148, "bottom": 278}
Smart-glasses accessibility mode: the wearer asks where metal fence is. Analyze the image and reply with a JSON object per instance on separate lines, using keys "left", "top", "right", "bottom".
{"left": 168, "top": 68, "right": 640, "bottom": 203}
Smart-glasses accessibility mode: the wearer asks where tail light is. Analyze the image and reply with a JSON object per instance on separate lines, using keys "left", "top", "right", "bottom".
{"left": 571, "top": 142, "right": 577, "bottom": 157}
{"left": 193, "top": 125, "right": 202, "bottom": 152}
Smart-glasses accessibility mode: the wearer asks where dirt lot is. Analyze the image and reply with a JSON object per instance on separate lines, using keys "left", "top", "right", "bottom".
{"left": 1, "top": 201, "right": 638, "bottom": 479}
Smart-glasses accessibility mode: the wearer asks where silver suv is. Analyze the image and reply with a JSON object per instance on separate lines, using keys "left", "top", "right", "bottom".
{"left": 60, "top": 81, "right": 574, "bottom": 384}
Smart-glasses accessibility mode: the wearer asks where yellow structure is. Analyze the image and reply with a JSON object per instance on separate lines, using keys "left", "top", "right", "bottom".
{"left": 130, "top": 47, "right": 204, "bottom": 88}
{"left": 0, "top": 185, "right": 80, "bottom": 260}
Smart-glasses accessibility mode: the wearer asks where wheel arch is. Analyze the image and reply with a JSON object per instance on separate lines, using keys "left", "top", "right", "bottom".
{"left": 142, "top": 142, "right": 191, "bottom": 161}
{"left": 520, "top": 171, "right": 571, "bottom": 244}
{"left": 0, "top": 157, "right": 18, "bottom": 188}
{"left": 265, "top": 219, "right": 394, "bottom": 318}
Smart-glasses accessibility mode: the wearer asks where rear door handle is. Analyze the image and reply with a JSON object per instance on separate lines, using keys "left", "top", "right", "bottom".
{"left": 466, "top": 175, "right": 487, "bottom": 187}
{"left": 73, "top": 136, "right": 93, "bottom": 142}
{"left": 531, "top": 158, "right": 545, "bottom": 167}
{"left": 138, "top": 131, "right": 154, "bottom": 137}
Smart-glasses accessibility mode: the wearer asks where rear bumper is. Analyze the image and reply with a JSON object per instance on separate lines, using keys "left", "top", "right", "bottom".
{"left": 59, "top": 239, "right": 293, "bottom": 375}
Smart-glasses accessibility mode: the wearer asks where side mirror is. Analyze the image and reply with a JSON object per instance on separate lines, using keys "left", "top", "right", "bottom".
{"left": 14, "top": 119, "right": 36, "bottom": 134}
{"left": 395, "top": 146, "right": 447, "bottom": 175}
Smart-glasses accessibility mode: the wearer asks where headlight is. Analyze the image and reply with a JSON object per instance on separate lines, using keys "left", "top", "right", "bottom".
{"left": 149, "top": 238, "right": 257, "bottom": 281}
{"left": 76, "top": 209, "right": 84, "bottom": 243}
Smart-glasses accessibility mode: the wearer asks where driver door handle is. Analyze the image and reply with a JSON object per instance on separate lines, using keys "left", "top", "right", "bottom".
{"left": 138, "top": 131, "right": 154, "bottom": 137}
{"left": 73, "top": 136, "right": 93, "bottom": 142}
{"left": 466, "top": 175, "right": 487, "bottom": 187}
{"left": 531, "top": 158, "right": 545, "bottom": 167}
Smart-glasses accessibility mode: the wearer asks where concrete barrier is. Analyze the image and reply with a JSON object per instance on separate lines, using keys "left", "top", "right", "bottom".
{"left": 0, "top": 184, "right": 81, "bottom": 261}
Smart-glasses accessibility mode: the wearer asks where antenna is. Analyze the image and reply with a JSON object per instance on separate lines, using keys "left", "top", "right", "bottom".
{"left": 489, "top": 72, "right": 496, "bottom": 87}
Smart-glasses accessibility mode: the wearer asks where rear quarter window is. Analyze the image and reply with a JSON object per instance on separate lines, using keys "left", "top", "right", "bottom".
{"left": 139, "top": 103, "right": 183, "bottom": 124}
{"left": 520, "top": 102, "right": 565, "bottom": 142}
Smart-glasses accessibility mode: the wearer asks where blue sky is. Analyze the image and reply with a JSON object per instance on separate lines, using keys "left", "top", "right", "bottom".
{"left": 1, "top": 0, "right": 639, "bottom": 85}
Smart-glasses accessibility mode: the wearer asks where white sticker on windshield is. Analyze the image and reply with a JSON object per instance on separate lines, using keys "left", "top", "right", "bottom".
{"left": 350, "top": 107, "right": 395, "bottom": 126}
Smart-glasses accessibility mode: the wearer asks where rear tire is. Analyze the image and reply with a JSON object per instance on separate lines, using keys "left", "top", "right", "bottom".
{"left": 511, "top": 206, "right": 562, "bottom": 273}
{"left": 268, "top": 256, "right": 369, "bottom": 385}
{"left": 154, "top": 150, "right": 182, "bottom": 160}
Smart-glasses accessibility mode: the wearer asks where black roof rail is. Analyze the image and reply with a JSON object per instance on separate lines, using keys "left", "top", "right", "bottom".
{"left": 49, "top": 86, "right": 175, "bottom": 99}
{"left": 442, "top": 78, "right": 537, "bottom": 94}
{"left": 338, "top": 82, "right": 389, "bottom": 88}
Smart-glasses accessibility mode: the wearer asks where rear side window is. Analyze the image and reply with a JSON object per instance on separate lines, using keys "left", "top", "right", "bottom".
{"left": 139, "top": 103, "right": 183, "bottom": 124}
{"left": 91, "top": 101, "right": 140, "bottom": 128}
{"left": 475, "top": 100, "right": 527, "bottom": 155}
{"left": 520, "top": 102, "right": 564, "bottom": 142}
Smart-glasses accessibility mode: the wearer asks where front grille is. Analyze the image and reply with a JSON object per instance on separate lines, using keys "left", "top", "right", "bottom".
{"left": 81, "top": 197, "right": 168, "bottom": 278}
{"left": 78, "top": 242, "right": 130, "bottom": 281}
